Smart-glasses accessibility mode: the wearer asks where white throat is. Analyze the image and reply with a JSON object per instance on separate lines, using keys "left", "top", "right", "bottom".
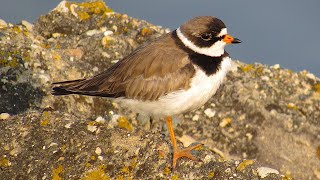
{"left": 176, "top": 27, "right": 227, "bottom": 57}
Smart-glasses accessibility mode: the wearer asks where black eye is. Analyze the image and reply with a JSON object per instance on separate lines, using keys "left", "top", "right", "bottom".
{"left": 200, "top": 33, "right": 212, "bottom": 41}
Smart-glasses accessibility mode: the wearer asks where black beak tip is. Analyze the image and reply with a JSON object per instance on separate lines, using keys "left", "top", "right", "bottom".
{"left": 232, "top": 38, "right": 241, "bottom": 44}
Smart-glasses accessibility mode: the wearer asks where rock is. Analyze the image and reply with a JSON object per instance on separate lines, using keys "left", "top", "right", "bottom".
{"left": 21, "top": 20, "right": 34, "bottom": 31}
{"left": 0, "top": 19, "right": 8, "bottom": 28}
{"left": 0, "top": 0, "right": 319, "bottom": 179}
{"left": 204, "top": 108, "right": 216, "bottom": 118}
{"left": 257, "top": 167, "right": 279, "bottom": 178}
{"left": 0, "top": 113, "right": 10, "bottom": 120}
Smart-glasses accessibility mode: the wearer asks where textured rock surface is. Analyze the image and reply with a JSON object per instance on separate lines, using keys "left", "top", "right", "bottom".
{"left": 0, "top": 1, "right": 319, "bottom": 179}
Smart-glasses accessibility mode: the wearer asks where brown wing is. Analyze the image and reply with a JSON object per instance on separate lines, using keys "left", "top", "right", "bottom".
{"left": 52, "top": 32, "right": 196, "bottom": 101}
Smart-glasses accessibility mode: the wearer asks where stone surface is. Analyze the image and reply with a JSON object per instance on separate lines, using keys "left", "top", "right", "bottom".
{"left": 0, "top": 0, "right": 319, "bottom": 179}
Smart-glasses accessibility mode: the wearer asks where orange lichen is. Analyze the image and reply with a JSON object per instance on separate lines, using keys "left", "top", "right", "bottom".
{"left": 317, "top": 145, "right": 320, "bottom": 160}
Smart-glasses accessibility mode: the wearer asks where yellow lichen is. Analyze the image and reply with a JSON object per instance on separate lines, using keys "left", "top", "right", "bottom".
{"left": 40, "top": 111, "right": 51, "bottom": 126}
{"left": 287, "top": 103, "right": 298, "bottom": 111}
{"left": 101, "top": 36, "right": 115, "bottom": 48}
{"left": 13, "top": 26, "right": 22, "bottom": 33}
{"left": 170, "top": 174, "right": 179, "bottom": 180}
{"left": 240, "top": 64, "right": 254, "bottom": 72}
{"left": 140, "top": 27, "right": 153, "bottom": 36}
{"left": 40, "top": 119, "right": 50, "bottom": 126}
{"left": 162, "top": 166, "right": 171, "bottom": 175}
{"left": 117, "top": 116, "right": 133, "bottom": 132}
{"left": 82, "top": 165, "right": 109, "bottom": 180}
{"left": 236, "top": 159, "right": 255, "bottom": 171}
{"left": 0, "top": 157, "right": 11, "bottom": 167}
{"left": 90, "top": 155, "right": 96, "bottom": 161}
{"left": 52, "top": 165, "right": 64, "bottom": 180}
{"left": 66, "top": 1, "right": 113, "bottom": 21}
{"left": 208, "top": 171, "right": 215, "bottom": 178}
{"left": 53, "top": 54, "right": 61, "bottom": 61}
{"left": 219, "top": 117, "right": 232, "bottom": 128}
{"left": 314, "top": 83, "right": 320, "bottom": 93}
{"left": 121, "top": 166, "right": 130, "bottom": 174}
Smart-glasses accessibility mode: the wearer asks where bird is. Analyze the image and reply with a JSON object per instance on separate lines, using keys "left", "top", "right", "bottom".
{"left": 52, "top": 16, "right": 241, "bottom": 169}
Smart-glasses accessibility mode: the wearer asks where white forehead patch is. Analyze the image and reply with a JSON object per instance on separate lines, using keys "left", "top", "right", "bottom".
{"left": 176, "top": 28, "right": 226, "bottom": 57}
{"left": 217, "top": 28, "right": 228, "bottom": 37}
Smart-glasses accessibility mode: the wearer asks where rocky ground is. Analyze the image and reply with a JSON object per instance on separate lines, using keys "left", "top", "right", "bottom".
{"left": 0, "top": 1, "right": 319, "bottom": 179}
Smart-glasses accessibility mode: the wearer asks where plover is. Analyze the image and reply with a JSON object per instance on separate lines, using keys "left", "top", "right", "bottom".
{"left": 52, "top": 16, "right": 241, "bottom": 168}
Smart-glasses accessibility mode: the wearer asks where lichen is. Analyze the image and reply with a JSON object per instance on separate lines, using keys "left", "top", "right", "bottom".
{"left": 236, "top": 159, "right": 255, "bottom": 171}
{"left": 0, "top": 50, "right": 23, "bottom": 68}
{"left": 314, "top": 83, "right": 320, "bottom": 94}
{"left": 82, "top": 165, "right": 109, "bottom": 180}
{"left": 40, "top": 111, "right": 51, "bottom": 126}
{"left": 65, "top": 1, "right": 113, "bottom": 21}
{"left": 117, "top": 116, "right": 133, "bottom": 132}
{"left": 208, "top": 171, "right": 215, "bottom": 178}
{"left": 52, "top": 165, "right": 64, "bottom": 180}
{"left": 0, "top": 157, "right": 11, "bottom": 167}
{"left": 287, "top": 103, "right": 298, "bottom": 111}
{"left": 140, "top": 27, "right": 153, "bottom": 36}
{"left": 240, "top": 64, "right": 254, "bottom": 73}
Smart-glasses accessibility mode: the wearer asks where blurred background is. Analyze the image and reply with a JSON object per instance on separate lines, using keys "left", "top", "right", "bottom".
{"left": 0, "top": 0, "right": 319, "bottom": 76}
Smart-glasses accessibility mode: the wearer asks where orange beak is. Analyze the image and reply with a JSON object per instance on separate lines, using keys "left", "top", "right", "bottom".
{"left": 223, "top": 34, "right": 241, "bottom": 44}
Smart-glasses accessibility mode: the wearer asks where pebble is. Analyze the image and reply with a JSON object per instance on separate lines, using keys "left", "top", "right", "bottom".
{"left": 192, "top": 114, "right": 199, "bottom": 121}
{"left": 271, "top": 64, "right": 280, "bottom": 69}
{"left": 95, "top": 147, "right": 102, "bottom": 155}
{"left": 0, "top": 113, "right": 10, "bottom": 120}
{"left": 204, "top": 108, "right": 216, "bottom": 118}
{"left": 95, "top": 116, "right": 105, "bottom": 123}
{"left": 257, "top": 167, "right": 279, "bottom": 178}
{"left": 103, "top": 30, "right": 113, "bottom": 36}
{"left": 86, "top": 29, "right": 101, "bottom": 36}
{"left": 87, "top": 125, "right": 97, "bottom": 132}
{"left": 64, "top": 122, "right": 72, "bottom": 128}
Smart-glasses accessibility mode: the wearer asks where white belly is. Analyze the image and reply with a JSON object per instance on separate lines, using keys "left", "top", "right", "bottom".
{"left": 116, "top": 57, "right": 232, "bottom": 117}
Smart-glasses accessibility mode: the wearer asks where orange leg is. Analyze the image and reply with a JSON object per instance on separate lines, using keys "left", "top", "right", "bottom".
{"left": 166, "top": 116, "right": 202, "bottom": 169}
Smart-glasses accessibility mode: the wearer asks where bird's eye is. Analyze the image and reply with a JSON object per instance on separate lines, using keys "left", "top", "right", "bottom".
{"left": 200, "top": 33, "right": 212, "bottom": 41}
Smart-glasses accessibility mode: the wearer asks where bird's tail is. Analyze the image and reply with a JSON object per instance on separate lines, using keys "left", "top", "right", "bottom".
{"left": 51, "top": 79, "right": 87, "bottom": 96}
